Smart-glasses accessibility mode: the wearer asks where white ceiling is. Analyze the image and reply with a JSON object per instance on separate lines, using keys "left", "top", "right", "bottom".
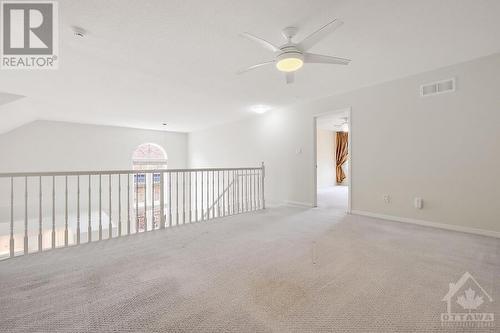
{"left": 1, "top": 0, "right": 500, "bottom": 133}
{"left": 0, "top": 92, "right": 24, "bottom": 107}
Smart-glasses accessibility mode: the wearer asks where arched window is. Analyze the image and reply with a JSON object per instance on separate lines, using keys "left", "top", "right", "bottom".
{"left": 132, "top": 143, "right": 167, "bottom": 231}
{"left": 132, "top": 143, "right": 167, "bottom": 170}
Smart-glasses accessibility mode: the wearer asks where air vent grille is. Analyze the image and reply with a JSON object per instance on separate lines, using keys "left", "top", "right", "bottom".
{"left": 420, "top": 78, "right": 455, "bottom": 97}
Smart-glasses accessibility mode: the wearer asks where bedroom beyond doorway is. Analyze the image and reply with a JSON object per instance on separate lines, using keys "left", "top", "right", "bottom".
{"left": 315, "top": 110, "right": 350, "bottom": 211}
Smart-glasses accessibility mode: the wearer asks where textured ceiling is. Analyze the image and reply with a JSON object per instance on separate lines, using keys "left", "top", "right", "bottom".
{"left": 0, "top": 92, "right": 24, "bottom": 107}
{"left": 1, "top": 0, "right": 500, "bottom": 133}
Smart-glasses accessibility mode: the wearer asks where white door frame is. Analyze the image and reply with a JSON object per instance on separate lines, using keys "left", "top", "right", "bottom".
{"left": 312, "top": 107, "right": 352, "bottom": 213}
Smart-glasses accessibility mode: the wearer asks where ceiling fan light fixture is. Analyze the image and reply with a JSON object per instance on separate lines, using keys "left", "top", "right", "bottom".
{"left": 276, "top": 52, "right": 304, "bottom": 72}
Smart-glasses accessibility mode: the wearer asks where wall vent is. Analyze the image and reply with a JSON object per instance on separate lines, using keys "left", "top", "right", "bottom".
{"left": 420, "top": 78, "right": 455, "bottom": 97}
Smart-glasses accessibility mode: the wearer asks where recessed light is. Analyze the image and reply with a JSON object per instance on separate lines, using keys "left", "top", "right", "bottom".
{"left": 162, "top": 123, "right": 167, "bottom": 126}
{"left": 250, "top": 105, "right": 272, "bottom": 114}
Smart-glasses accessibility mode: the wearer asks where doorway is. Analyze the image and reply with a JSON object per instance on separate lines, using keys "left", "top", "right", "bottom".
{"left": 313, "top": 108, "right": 351, "bottom": 212}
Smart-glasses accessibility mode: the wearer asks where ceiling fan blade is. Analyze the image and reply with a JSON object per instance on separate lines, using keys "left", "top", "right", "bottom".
{"left": 298, "top": 19, "right": 344, "bottom": 51}
{"left": 239, "top": 32, "right": 280, "bottom": 53}
{"left": 286, "top": 72, "right": 295, "bottom": 84}
{"left": 304, "top": 53, "right": 351, "bottom": 65}
{"left": 237, "top": 61, "right": 275, "bottom": 74}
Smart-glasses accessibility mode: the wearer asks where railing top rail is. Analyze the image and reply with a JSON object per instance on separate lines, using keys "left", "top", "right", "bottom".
{"left": 0, "top": 166, "right": 263, "bottom": 178}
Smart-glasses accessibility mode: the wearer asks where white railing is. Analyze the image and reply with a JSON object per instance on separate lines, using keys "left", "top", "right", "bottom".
{"left": 0, "top": 163, "right": 265, "bottom": 260}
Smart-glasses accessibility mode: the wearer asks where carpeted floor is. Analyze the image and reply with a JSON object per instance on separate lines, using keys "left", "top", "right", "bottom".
{"left": 0, "top": 206, "right": 498, "bottom": 332}
{"left": 317, "top": 185, "right": 348, "bottom": 210}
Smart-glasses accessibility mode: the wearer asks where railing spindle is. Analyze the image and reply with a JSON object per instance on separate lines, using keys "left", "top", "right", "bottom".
{"left": 201, "top": 171, "right": 204, "bottom": 221}
{"left": 240, "top": 170, "right": 244, "bottom": 213}
{"left": 24, "top": 177, "right": 28, "bottom": 254}
{"left": 247, "top": 170, "right": 251, "bottom": 211}
{"left": 88, "top": 175, "right": 92, "bottom": 243}
{"left": 118, "top": 174, "right": 122, "bottom": 236}
{"left": 222, "top": 170, "right": 226, "bottom": 216}
{"left": 176, "top": 172, "right": 180, "bottom": 225}
{"left": 168, "top": 172, "right": 172, "bottom": 227}
{"left": 217, "top": 171, "right": 220, "bottom": 217}
{"left": 211, "top": 171, "right": 214, "bottom": 219}
{"left": 160, "top": 172, "right": 165, "bottom": 229}
{"left": 188, "top": 171, "right": 192, "bottom": 223}
{"left": 10, "top": 177, "right": 14, "bottom": 258}
{"left": 232, "top": 171, "right": 235, "bottom": 215}
{"left": 228, "top": 170, "right": 231, "bottom": 215}
{"left": 144, "top": 172, "right": 147, "bottom": 232}
{"left": 195, "top": 171, "right": 198, "bottom": 222}
{"left": 135, "top": 173, "right": 139, "bottom": 233}
{"left": 39, "top": 176, "right": 43, "bottom": 251}
{"left": 127, "top": 174, "right": 131, "bottom": 235}
{"left": 248, "top": 170, "right": 251, "bottom": 212}
{"left": 151, "top": 173, "right": 154, "bottom": 230}
{"left": 236, "top": 171, "right": 240, "bottom": 213}
{"left": 206, "top": 171, "right": 209, "bottom": 220}
{"left": 52, "top": 176, "right": 56, "bottom": 249}
{"left": 257, "top": 170, "right": 261, "bottom": 209}
{"left": 77, "top": 176, "right": 80, "bottom": 245}
{"left": 182, "top": 172, "right": 186, "bottom": 224}
{"left": 253, "top": 170, "right": 256, "bottom": 211}
{"left": 64, "top": 176, "right": 68, "bottom": 246}
{"left": 99, "top": 175, "right": 102, "bottom": 240}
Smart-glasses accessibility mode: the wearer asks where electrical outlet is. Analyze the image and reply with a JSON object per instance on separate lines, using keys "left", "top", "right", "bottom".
{"left": 383, "top": 195, "right": 391, "bottom": 204}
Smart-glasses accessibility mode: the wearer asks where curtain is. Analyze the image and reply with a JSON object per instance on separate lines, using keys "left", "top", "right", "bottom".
{"left": 335, "top": 132, "right": 349, "bottom": 183}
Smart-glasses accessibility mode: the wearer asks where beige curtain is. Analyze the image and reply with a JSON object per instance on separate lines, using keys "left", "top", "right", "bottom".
{"left": 335, "top": 132, "right": 348, "bottom": 183}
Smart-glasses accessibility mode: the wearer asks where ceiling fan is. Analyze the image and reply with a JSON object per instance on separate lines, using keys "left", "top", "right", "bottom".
{"left": 335, "top": 117, "right": 349, "bottom": 132}
{"left": 238, "top": 19, "right": 351, "bottom": 84}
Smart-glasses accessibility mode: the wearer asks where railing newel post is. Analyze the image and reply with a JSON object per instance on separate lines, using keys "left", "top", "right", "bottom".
{"left": 261, "top": 162, "right": 265, "bottom": 209}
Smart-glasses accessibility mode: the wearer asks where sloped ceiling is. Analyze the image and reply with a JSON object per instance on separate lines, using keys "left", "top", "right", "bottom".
{"left": 0, "top": 0, "right": 499, "bottom": 133}
{"left": 0, "top": 92, "right": 24, "bottom": 107}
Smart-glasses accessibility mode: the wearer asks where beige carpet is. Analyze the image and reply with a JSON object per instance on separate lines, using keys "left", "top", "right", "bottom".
{"left": 317, "top": 185, "right": 348, "bottom": 210}
{"left": 0, "top": 206, "right": 498, "bottom": 332}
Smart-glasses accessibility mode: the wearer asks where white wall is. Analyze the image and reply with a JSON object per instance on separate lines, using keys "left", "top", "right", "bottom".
{"left": 189, "top": 53, "right": 500, "bottom": 234}
{"left": 316, "top": 129, "right": 336, "bottom": 188}
{"left": 0, "top": 120, "right": 188, "bottom": 172}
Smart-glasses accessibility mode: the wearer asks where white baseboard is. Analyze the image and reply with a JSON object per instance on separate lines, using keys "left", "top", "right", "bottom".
{"left": 351, "top": 210, "right": 500, "bottom": 239}
{"left": 283, "top": 200, "right": 314, "bottom": 208}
